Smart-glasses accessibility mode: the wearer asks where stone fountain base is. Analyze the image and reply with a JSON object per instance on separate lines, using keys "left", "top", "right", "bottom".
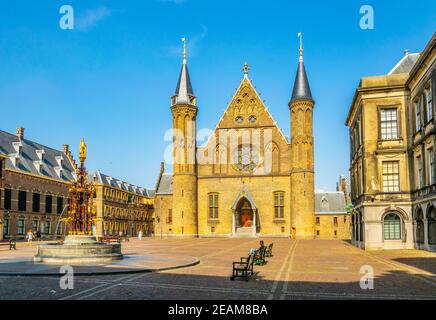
{"left": 34, "top": 235, "right": 123, "bottom": 265}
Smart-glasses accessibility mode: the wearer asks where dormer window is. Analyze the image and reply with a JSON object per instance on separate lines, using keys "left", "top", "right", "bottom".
{"left": 321, "top": 196, "right": 329, "bottom": 210}
{"left": 36, "top": 149, "right": 45, "bottom": 161}
{"left": 55, "top": 155, "right": 63, "bottom": 167}
{"left": 33, "top": 160, "right": 44, "bottom": 173}
{"left": 11, "top": 156, "right": 20, "bottom": 168}
{"left": 12, "top": 141, "right": 22, "bottom": 154}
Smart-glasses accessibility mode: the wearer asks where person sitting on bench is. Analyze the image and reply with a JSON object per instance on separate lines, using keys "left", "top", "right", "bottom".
{"left": 249, "top": 240, "right": 265, "bottom": 255}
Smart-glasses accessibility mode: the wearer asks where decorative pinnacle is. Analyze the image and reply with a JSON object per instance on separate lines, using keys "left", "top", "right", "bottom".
{"left": 243, "top": 62, "right": 250, "bottom": 77}
{"left": 79, "top": 138, "right": 87, "bottom": 163}
{"left": 182, "top": 37, "right": 187, "bottom": 64}
{"left": 298, "top": 32, "right": 303, "bottom": 62}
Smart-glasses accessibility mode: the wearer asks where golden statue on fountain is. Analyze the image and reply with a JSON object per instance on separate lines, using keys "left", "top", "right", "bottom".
{"left": 34, "top": 139, "right": 122, "bottom": 264}
{"left": 68, "top": 139, "right": 96, "bottom": 235}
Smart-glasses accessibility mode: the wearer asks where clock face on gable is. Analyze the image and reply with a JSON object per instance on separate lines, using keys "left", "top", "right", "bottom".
{"left": 233, "top": 144, "right": 260, "bottom": 173}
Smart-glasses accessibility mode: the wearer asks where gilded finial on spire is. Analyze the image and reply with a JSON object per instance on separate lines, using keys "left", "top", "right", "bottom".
{"left": 298, "top": 32, "right": 303, "bottom": 62}
{"left": 79, "top": 138, "right": 87, "bottom": 163}
{"left": 243, "top": 62, "right": 250, "bottom": 77}
{"left": 182, "top": 37, "right": 187, "bottom": 64}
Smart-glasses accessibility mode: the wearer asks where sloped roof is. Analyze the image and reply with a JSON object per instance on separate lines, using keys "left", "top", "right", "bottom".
{"left": 315, "top": 192, "right": 347, "bottom": 214}
{"left": 290, "top": 60, "right": 313, "bottom": 103}
{"left": 388, "top": 53, "right": 420, "bottom": 75}
{"left": 0, "top": 129, "right": 76, "bottom": 182}
{"left": 91, "top": 170, "right": 154, "bottom": 197}
{"left": 173, "top": 58, "right": 195, "bottom": 105}
{"left": 156, "top": 173, "right": 173, "bottom": 195}
{"left": 175, "top": 63, "right": 194, "bottom": 96}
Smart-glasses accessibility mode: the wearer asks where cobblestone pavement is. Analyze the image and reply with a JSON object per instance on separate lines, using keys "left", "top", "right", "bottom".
{"left": 0, "top": 238, "right": 435, "bottom": 300}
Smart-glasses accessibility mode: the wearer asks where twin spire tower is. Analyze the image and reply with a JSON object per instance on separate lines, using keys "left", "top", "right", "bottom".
{"left": 170, "top": 34, "right": 315, "bottom": 238}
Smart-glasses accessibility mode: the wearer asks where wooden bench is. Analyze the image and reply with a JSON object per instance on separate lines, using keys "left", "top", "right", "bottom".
{"left": 231, "top": 254, "right": 254, "bottom": 281}
{"left": 0, "top": 239, "right": 16, "bottom": 250}
{"left": 101, "top": 236, "right": 120, "bottom": 243}
{"left": 254, "top": 246, "right": 267, "bottom": 265}
{"left": 265, "top": 243, "right": 273, "bottom": 257}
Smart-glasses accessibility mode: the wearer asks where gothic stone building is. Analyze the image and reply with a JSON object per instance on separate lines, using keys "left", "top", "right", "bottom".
{"left": 155, "top": 44, "right": 349, "bottom": 238}
{"left": 346, "top": 32, "right": 436, "bottom": 251}
{"left": 0, "top": 128, "right": 76, "bottom": 240}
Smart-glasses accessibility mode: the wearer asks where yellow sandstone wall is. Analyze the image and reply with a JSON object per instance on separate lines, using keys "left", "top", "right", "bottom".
{"left": 315, "top": 214, "right": 351, "bottom": 240}
{"left": 197, "top": 176, "right": 291, "bottom": 236}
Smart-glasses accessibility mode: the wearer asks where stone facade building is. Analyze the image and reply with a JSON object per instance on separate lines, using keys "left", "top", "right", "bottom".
{"left": 346, "top": 33, "right": 435, "bottom": 251}
{"left": 90, "top": 171, "right": 154, "bottom": 237}
{"left": 0, "top": 128, "right": 77, "bottom": 240}
{"left": 155, "top": 41, "right": 342, "bottom": 239}
{"left": 314, "top": 192, "right": 350, "bottom": 239}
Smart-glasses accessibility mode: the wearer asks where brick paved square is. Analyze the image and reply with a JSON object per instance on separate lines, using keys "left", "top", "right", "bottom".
{"left": 0, "top": 238, "right": 435, "bottom": 300}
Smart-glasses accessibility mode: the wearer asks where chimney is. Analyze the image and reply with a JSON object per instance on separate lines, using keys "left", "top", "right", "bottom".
{"left": 16, "top": 127, "right": 24, "bottom": 141}
{"left": 341, "top": 177, "right": 347, "bottom": 193}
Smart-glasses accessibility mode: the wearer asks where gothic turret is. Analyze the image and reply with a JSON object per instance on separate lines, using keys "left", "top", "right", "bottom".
{"left": 290, "top": 50, "right": 313, "bottom": 103}
{"left": 170, "top": 38, "right": 198, "bottom": 237}
{"left": 171, "top": 38, "right": 196, "bottom": 107}
{"left": 289, "top": 33, "right": 315, "bottom": 239}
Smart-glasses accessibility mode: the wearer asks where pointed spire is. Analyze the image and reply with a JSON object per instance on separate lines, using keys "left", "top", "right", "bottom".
{"left": 173, "top": 37, "right": 195, "bottom": 105}
{"left": 290, "top": 32, "right": 313, "bottom": 104}
{"left": 243, "top": 62, "right": 250, "bottom": 78}
{"left": 298, "top": 32, "right": 303, "bottom": 62}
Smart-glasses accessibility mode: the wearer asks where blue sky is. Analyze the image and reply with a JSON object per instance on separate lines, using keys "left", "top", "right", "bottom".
{"left": 0, "top": 0, "right": 435, "bottom": 190}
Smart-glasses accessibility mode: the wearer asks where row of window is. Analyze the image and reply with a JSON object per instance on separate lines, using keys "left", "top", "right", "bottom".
{"left": 379, "top": 152, "right": 435, "bottom": 193}
{"left": 414, "top": 85, "right": 433, "bottom": 132}
{"left": 3, "top": 189, "right": 65, "bottom": 214}
{"left": 207, "top": 192, "right": 286, "bottom": 219}
{"left": 315, "top": 230, "right": 338, "bottom": 237}
{"left": 103, "top": 222, "right": 148, "bottom": 236}
{"left": 315, "top": 216, "right": 346, "bottom": 226}
{"left": 351, "top": 107, "right": 401, "bottom": 154}
{"left": 103, "top": 205, "right": 149, "bottom": 221}
{"left": 378, "top": 87, "right": 433, "bottom": 141}
{"left": 2, "top": 219, "right": 62, "bottom": 236}
{"left": 103, "top": 187, "right": 142, "bottom": 204}
{"left": 351, "top": 212, "right": 402, "bottom": 241}
{"left": 416, "top": 148, "right": 435, "bottom": 188}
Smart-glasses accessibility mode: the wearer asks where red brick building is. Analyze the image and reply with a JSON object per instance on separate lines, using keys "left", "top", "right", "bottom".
{"left": 0, "top": 128, "right": 77, "bottom": 240}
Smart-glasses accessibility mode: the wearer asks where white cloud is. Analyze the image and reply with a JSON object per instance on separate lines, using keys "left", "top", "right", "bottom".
{"left": 76, "top": 6, "right": 111, "bottom": 31}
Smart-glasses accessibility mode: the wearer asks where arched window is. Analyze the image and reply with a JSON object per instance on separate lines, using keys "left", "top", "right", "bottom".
{"left": 416, "top": 208, "right": 425, "bottom": 244}
{"left": 233, "top": 145, "right": 259, "bottom": 173}
{"left": 384, "top": 212, "right": 401, "bottom": 240}
{"left": 427, "top": 206, "right": 436, "bottom": 245}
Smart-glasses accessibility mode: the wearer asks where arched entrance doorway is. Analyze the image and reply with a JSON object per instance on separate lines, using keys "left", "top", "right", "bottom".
{"left": 416, "top": 208, "right": 425, "bottom": 245}
{"left": 231, "top": 186, "right": 258, "bottom": 237}
{"left": 427, "top": 206, "right": 436, "bottom": 245}
{"left": 236, "top": 198, "right": 254, "bottom": 228}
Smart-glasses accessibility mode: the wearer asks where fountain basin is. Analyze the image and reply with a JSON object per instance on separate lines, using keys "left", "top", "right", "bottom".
{"left": 34, "top": 235, "right": 123, "bottom": 265}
